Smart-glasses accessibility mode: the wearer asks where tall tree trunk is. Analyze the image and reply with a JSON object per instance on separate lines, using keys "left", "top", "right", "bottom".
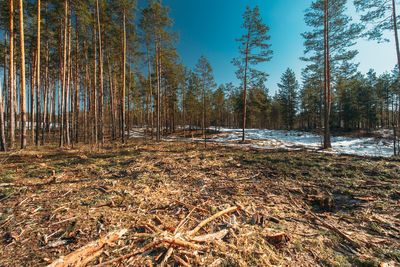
{"left": 121, "top": 7, "right": 126, "bottom": 143}
{"left": 9, "top": 0, "right": 15, "bottom": 149}
{"left": 84, "top": 41, "right": 89, "bottom": 143}
{"left": 19, "top": 0, "right": 27, "bottom": 149}
{"left": 108, "top": 54, "right": 115, "bottom": 140}
{"left": 127, "top": 50, "right": 131, "bottom": 140}
{"left": 93, "top": 11, "right": 98, "bottom": 145}
{"left": 65, "top": 6, "right": 71, "bottom": 146}
{"left": 35, "top": 0, "right": 41, "bottom": 146}
{"left": 31, "top": 52, "right": 37, "bottom": 144}
{"left": 202, "top": 77, "right": 206, "bottom": 147}
{"left": 0, "top": 63, "right": 5, "bottom": 151}
{"left": 323, "top": 0, "right": 332, "bottom": 149}
{"left": 42, "top": 18, "right": 49, "bottom": 145}
{"left": 96, "top": 0, "right": 104, "bottom": 146}
{"left": 146, "top": 43, "right": 154, "bottom": 139}
{"left": 242, "top": 26, "right": 251, "bottom": 142}
{"left": 60, "top": 0, "right": 67, "bottom": 146}
{"left": 3, "top": 32, "right": 8, "bottom": 143}
{"left": 392, "top": 0, "right": 400, "bottom": 155}
{"left": 74, "top": 17, "right": 79, "bottom": 144}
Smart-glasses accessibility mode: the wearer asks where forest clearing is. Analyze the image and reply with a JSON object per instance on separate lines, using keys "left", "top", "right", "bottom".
{"left": 0, "top": 140, "right": 399, "bottom": 266}
{"left": 2, "top": 0, "right": 400, "bottom": 266}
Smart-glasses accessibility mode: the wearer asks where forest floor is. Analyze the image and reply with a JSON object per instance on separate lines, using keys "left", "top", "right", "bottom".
{"left": 0, "top": 141, "right": 399, "bottom": 266}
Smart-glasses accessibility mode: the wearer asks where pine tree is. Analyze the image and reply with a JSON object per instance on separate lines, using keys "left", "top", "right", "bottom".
{"left": 278, "top": 68, "right": 299, "bottom": 130}
{"left": 19, "top": 0, "right": 27, "bottom": 149}
{"left": 194, "top": 55, "right": 215, "bottom": 147}
{"left": 233, "top": 6, "right": 273, "bottom": 142}
{"left": 302, "top": 0, "right": 361, "bottom": 148}
{"left": 354, "top": 0, "right": 400, "bottom": 154}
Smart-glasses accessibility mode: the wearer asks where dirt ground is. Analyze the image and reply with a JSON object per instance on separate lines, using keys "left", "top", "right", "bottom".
{"left": 0, "top": 140, "right": 399, "bottom": 266}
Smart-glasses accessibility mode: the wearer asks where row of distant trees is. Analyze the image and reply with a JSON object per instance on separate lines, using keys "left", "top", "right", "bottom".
{"left": 0, "top": 0, "right": 399, "bottom": 155}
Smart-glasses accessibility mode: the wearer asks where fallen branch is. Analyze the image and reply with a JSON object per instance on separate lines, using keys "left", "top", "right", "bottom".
{"left": 189, "top": 229, "right": 229, "bottom": 243}
{"left": 163, "top": 237, "right": 205, "bottom": 250}
{"left": 188, "top": 206, "right": 238, "bottom": 237}
{"left": 48, "top": 229, "right": 127, "bottom": 267}
{"left": 98, "top": 236, "right": 204, "bottom": 266}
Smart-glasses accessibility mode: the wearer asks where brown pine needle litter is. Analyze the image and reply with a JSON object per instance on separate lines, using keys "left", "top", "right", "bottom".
{"left": 0, "top": 141, "right": 399, "bottom": 266}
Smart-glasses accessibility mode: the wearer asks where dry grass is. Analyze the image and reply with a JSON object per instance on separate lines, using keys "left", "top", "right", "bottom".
{"left": 0, "top": 140, "right": 399, "bottom": 266}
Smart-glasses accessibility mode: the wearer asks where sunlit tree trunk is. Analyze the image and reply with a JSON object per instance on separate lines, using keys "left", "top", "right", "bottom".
{"left": 96, "top": 0, "right": 104, "bottom": 146}
{"left": 0, "top": 66, "right": 5, "bottom": 151}
{"left": 9, "top": 0, "right": 15, "bottom": 149}
{"left": 65, "top": 6, "right": 71, "bottom": 146}
{"left": 121, "top": 7, "right": 126, "bottom": 143}
{"left": 19, "top": 0, "right": 27, "bottom": 149}
{"left": 30, "top": 52, "right": 37, "bottom": 144}
{"left": 74, "top": 17, "right": 79, "bottom": 144}
{"left": 93, "top": 11, "right": 98, "bottom": 145}
{"left": 391, "top": 0, "right": 400, "bottom": 155}
{"left": 323, "top": 0, "right": 332, "bottom": 149}
{"left": 60, "top": 0, "right": 67, "bottom": 147}
{"left": 35, "top": 0, "right": 41, "bottom": 146}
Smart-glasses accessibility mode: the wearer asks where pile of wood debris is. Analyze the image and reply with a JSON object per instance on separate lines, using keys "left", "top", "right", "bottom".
{"left": 0, "top": 141, "right": 399, "bottom": 266}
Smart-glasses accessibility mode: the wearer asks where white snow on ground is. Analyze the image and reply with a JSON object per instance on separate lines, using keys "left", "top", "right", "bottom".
{"left": 129, "top": 127, "right": 394, "bottom": 157}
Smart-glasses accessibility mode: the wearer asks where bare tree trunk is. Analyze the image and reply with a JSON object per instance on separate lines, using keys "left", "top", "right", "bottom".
{"left": 202, "top": 77, "right": 206, "bottom": 147}
{"left": 9, "top": 0, "right": 15, "bottom": 149}
{"left": 19, "top": 0, "right": 27, "bottom": 149}
{"left": 35, "top": 0, "right": 41, "bottom": 146}
{"left": 323, "top": 0, "right": 332, "bottom": 149}
{"left": 107, "top": 54, "right": 115, "bottom": 140}
{"left": 127, "top": 50, "right": 131, "bottom": 140}
{"left": 146, "top": 44, "right": 154, "bottom": 139}
{"left": 121, "top": 7, "right": 126, "bottom": 143}
{"left": 392, "top": 0, "right": 400, "bottom": 155}
{"left": 74, "top": 17, "right": 79, "bottom": 144}
{"left": 84, "top": 41, "right": 89, "bottom": 143}
{"left": 60, "top": 0, "right": 67, "bottom": 147}
{"left": 65, "top": 6, "right": 71, "bottom": 146}
{"left": 42, "top": 19, "right": 49, "bottom": 145}
{"left": 96, "top": 0, "right": 104, "bottom": 146}
{"left": 242, "top": 26, "right": 251, "bottom": 142}
{"left": 0, "top": 65, "right": 5, "bottom": 151}
{"left": 31, "top": 52, "right": 37, "bottom": 144}
{"left": 93, "top": 11, "right": 98, "bottom": 145}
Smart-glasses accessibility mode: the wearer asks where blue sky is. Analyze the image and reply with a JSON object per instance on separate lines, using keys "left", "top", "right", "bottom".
{"left": 161, "top": 0, "right": 396, "bottom": 95}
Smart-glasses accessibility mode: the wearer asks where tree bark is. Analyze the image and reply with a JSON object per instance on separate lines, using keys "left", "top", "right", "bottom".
{"left": 19, "top": 0, "right": 27, "bottom": 149}
{"left": 121, "top": 7, "right": 126, "bottom": 143}
{"left": 0, "top": 64, "right": 5, "bottom": 151}
{"left": 93, "top": 10, "right": 98, "bottom": 145}
{"left": 96, "top": 0, "right": 104, "bottom": 146}
{"left": 392, "top": 0, "right": 400, "bottom": 155}
{"left": 323, "top": 0, "right": 332, "bottom": 149}
{"left": 242, "top": 26, "right": 251, "bottom": 142}
{"left": 9, "top": 0, "right": 15, "bottom": 149}
{"left": 35, "top": 0, "right": 41, "bottom": 146}
{"left": 65, "top": 6, "right": 71, "bottom": 146}
{"left": 60, "top": 0, "right": 67, "bottom": 147}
